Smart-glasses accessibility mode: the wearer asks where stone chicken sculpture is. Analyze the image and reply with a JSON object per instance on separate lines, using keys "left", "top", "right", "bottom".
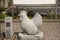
{"left": 18, "top": 10, "right": 42, "bottom": 35}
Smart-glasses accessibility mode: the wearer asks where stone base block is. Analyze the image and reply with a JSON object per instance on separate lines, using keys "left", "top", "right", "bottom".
{"left": 19, "top": 32, "right": 44, "bottom": 40}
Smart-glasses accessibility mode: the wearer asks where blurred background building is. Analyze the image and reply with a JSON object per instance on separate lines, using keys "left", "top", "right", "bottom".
{"left": 0, "top": 0, "right": 12, "bottom": 8}
{"left": 0, "top": 0, "right": 60, "bottom": 19}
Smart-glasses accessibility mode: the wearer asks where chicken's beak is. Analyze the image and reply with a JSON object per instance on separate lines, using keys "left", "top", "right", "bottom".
{"left": 18, "top": 14, "right": 22, "bottom": 20}
{"left": 19, "top": 17, "right": 22, "bottom": 21}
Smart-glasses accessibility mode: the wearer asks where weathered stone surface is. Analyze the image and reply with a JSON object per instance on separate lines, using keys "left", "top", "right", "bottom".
{"left": 19, "top": 32, "right": 44, "bottom": 40}
{"left": 18, "top": 10, "right": 42, "bottom": 35}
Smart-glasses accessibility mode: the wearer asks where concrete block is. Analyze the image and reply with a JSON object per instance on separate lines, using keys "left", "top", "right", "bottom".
{"left": 19, "top": 31, "right": 44, "bottom": 40}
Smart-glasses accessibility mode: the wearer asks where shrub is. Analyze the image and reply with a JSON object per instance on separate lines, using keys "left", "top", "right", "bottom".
{"left": 13, "top": 16, "right": 20, "bottom": 19}
{"left": 0, "top": 13, "right": 7, "bottom": 19}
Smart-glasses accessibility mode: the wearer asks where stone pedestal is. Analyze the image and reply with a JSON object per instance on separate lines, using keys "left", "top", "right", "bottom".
{"left": 19, "top": 32, "right": 44, "bottom": 40}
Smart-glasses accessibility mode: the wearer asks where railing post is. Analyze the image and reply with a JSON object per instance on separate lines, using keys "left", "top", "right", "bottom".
{"left": 55, "top": 0, "right": 58, "bottom": 19}
{"left": 12, "top": 0, "right": 14, "bottom": 18}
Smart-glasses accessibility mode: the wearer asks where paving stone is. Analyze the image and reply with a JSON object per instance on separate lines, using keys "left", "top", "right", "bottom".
{"left": 40, "top": 22, "right": 60, "bottom": 40}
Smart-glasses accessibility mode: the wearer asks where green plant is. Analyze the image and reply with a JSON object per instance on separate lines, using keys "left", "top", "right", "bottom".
{"left": 0, "top": 13, "right": 7, "bottom": 19}
{"left": 0, "top": 8, "right": 5, "bottom": 12}
{"left": 57, "top": 15, "right": 60, "bottom": 19}
{"left": 13, "top": 16, "right": 20, "bottom": 19}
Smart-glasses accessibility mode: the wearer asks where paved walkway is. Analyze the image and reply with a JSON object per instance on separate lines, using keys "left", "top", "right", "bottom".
{"left": 0, "top": 20, "right": 60, "bottom": 40}
{"left": 40, "top": 22, "right": 60, "bottom": 40}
